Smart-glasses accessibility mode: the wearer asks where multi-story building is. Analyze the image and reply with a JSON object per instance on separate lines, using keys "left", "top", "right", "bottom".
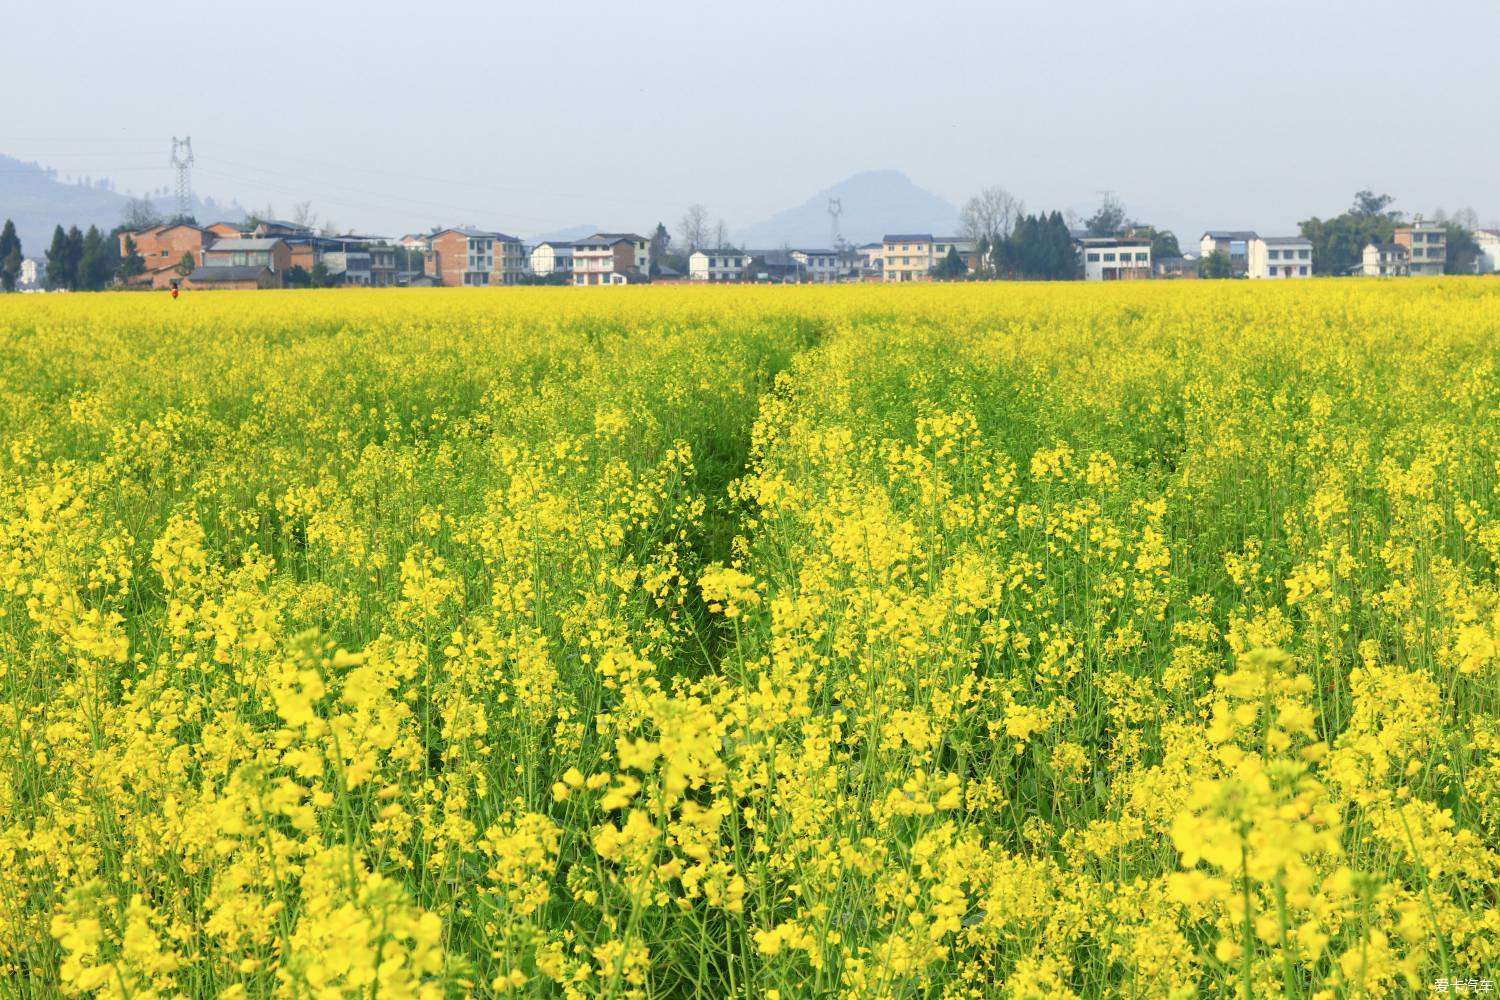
{"left": 1247, "top": 236, "right": 1313, "bottom": 279}
{"left": 1079, "top": 236, "right": 1152, "bottom": 280}
{"left": 530, "top": 241, "right": 575, "bottom": 278}
{"left": 790, "top": 249, "right": 840, "bottom": 282}
{"left": 688, "top": 249, "right": 751, "bottom": 282}
{"left": 857, "top": 243, "right": 884, "bottom": 279}
{"left": 119, "top": 222, "right": 214, "bottom": 288}
{"left": 369, "top": 243, "right": 397, "bottom": 286}
{"left": 573, "top": 236, "right": 645, "bottom": 285}
{"left": 1199, "top": 230, "right": 1257, "bottom": 276}
{"left": 424, "top": 228, "right": 526, "bottom": 286}
{"left": 1362, "top": 242, "right": 1410, "bottom": 277}
{"left": 587, "top": 232, "right": 650, "bottom": 273}
{"left": 882, "top": 234, "right": 935, "bottom": 281}
{"left": 1393, "top": 218, "right": 1447, "bottom": 276}
{"left": 1474, "top": 229, "right": 1500, "bottom": 274}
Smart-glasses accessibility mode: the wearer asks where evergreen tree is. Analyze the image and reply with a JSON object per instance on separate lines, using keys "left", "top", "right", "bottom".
{"left": 79, "top": 226, "right": 113, "bottom": 291}
{"left": 1, "top": 249, "right": 19, "bottom": 292}
{"left": 648, "top": 223, "right": 670, "bottom": 276}
{"left": 117, "top": 236, "right": 146, "bottom": 283}
{"left": 1200, "top": 250, "right": 1233, "bottom": 279}
{"left": 65, "top": 226, "right": 85, "bottom": 290}
{"left": 0, "top": 219, "right": 19, "bottom": 292}
{"left": 45, "top": 226, "right": 72, "bottom": 289}
{"left": 176, "top": 251, "right": 196, "bottom": 278}
{"left": 932, "top": 246, "right": 967, "bottom": 280}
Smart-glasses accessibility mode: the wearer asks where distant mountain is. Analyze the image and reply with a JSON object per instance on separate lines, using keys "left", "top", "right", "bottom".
{"left": 0, "top": 154, "right": 243, "bottom": 255}
{"left": 736, "top": 169, "right": 962, "bottom": 249}
{"left": 528, "top": 223, "right": 601, "bottom": 244}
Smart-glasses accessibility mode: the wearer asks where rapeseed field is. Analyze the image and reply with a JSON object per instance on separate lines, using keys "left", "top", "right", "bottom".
{"left": 2, "top": 281, "right": 1498, "bottom": 998}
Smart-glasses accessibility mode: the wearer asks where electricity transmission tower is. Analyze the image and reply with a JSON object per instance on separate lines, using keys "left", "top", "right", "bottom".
{"left": 828, "top": 197, "right": 843, "bottom": 250}
{"left": 169, "top": 137, "right": 195, "bottom": 219}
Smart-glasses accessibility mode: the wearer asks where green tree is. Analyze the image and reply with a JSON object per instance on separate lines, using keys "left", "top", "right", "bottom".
{"left": 78, "top": 226, "right": 114, "bottom": 290}
{"left": 1200, "top": 250, "right": 1232, "bottom": 279}
{"left": 284, "top": 265, "right": 312, "bottom": 288}
{"left": 1299, "top": 193, "right": 1401, "bottom": 276}
{"left": 931, "top": 246, "right": 967, "bottom": 279}
{"left": 310, "top": 261, "right": 334, "bottom": 287}
{"left": 175, "top": 251, "right": 196, "bottom": 278}
{"left": 649, "top": 223, "right": 670, "bottom": 276}
{"left": 1085, "top": 194, "right": 1128, "bottom": 237}
{"left": 117, "top": 236, "right": 146, "bottom": 283}
{"left": 45, "top": 225, "right": 73, "bottom": 289}
{"left": 1351, "top": 190, "right": 1399, "bottom": 219}
{"left": 0, "top": 220, "right": 19, "bottom": 292}
{"left": 1149, "top": 229, "right": 1181, "bottom": 259}
{"left": 1444, "top": 224, "right": 1483, "bottom": 275}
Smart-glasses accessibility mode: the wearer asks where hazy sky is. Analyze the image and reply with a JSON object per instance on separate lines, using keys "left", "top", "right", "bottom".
{"left": 6, "top": 0, "right": 1499, "bottom": 240}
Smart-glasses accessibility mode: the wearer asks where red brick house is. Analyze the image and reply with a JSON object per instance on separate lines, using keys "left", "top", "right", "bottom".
{"left": 120, "top": 223, "right": 213, "bottom": 288}
{"left": 424, "top": 228, "right": 525, "bottom": 286}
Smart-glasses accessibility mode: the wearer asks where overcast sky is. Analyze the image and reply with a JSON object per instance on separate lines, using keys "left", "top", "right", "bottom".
{"left": 6, "top": 0, "right": 1498, "bottom": 240}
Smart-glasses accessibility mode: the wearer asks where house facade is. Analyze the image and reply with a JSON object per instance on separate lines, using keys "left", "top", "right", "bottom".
{"left": 1079, "top": 236, "right": 1152, "bottom": 281}
{"left": 1247, "top": 236, "right": 1312, "bottom": 279}
{"left": 18, "top": 257, "right": 44, "bottom": 290}
{"left": 424, "top": 228, "right": 526, "bottom": 286}
{"left": 1393, "top": 219, "right": 1447, "bottom": 276}
{"left": 688, "top": 249, "right": 750, "bottom": 282}
{"left": 573, "top": 237, "right": 642, "bottom": 285}
{"left": 857, "top": 243, "right": 884, "bottom": 279}
{"left": 790, "top": 249, "right": 840, "bottom": 282}
{"left": 530, "top": 241, "right": 575, "bottom": 277}
{"left": 183, "top": 265, "right": 278, "bottom": 290}
{"left": 882, "top": 234, "right": 934, "bottom": 281}
{"left": 587, "top": 232, "right": 650, "bottom": 273}
{"left": 202, "top": 237, "right": 292, "bottom": 282}
{"left": 1199, "top": 231, "right": 1257, "bottom": 276}
{"left": 1362, "top": 242, "right": 1410, "bottom": 277}
{"left": 120, "top": 223, "right": 214, "bottom": 288}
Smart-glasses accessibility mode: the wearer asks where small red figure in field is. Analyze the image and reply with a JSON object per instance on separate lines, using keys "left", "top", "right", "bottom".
{"left": 170, "top": 280, "right": 180, "bottom": 300}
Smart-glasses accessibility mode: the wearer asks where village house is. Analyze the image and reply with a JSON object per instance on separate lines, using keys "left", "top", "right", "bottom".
{"left": 200, "top": 237, "right": 291, "bottom": 286}
{"left": 119, "top": 222, "right": 215, "bottom": 288}
{"left": 424, "top": 228, "right": 526, "bottom": 286}
{"left": 573, "top": 236, "right": 645, "bottom": 285}
{"left": 530, "top": 241, "right": 575, "bottom": 278}
{"left": 856, "top": 243, "right": 884, "bottom": 279}
{"left": 205, "top": 221, "right": 244, "bottom": 240}
{"left": 1079, "top": 236, "right": 1152, "bottom": 281}
{"left": 1199, "top": 230, "right": 1257, "bottom": 276}
{"left": 1393, "top": 218, "right": 1446, "bottom": 276}
{"left": 1247, "top": 236, "right": 1312, "bottom": 279}
{"left": 1362, "top": 242, "right": 1410, "bottom": 277}
{"left": 790, "top": 249, "right": 840, "bottom": 282}
{"left": 182, "top": 265, "right": 279, "bottom": 290}
{"left": 688, "top": 249, "right": 751, "bottom": 282}
{"left": 587, "top": 232, "right": 651, "bottom": 273}
{"left": 881, "top": 234, "right": 935, "bottom": 281}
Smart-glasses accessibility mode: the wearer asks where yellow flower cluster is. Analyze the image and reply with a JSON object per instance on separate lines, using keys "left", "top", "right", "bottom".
{"left": 2, "top": 280, "right": 1498, "bottom": 997}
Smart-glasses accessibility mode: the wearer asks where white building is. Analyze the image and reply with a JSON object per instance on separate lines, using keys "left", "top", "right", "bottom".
{"left": 1079, "top": 236, "right": 1152, "bottom": 281}
{"left": 688, "top": 249, "right": 751, "bottom": 282}
{"left": 18, "top": 257, "right": 44, "bottom": 290}
{"left": 1362, "top": 242, "right": 1410, "bottom": 277}
{"left": 530, "top": 241, "right": 574, "bottom": 277}
{"left": 857, "top": 243, "right": 883, "bottom": 278}
{"left": 1247, "top": 236, "right": 1312, "bottom": 279}
{"left": 1472, "top": 229, "right": 1500, "bottom": 274}
{"left": 791, "top": 249, "right": 840, "bottom": 282}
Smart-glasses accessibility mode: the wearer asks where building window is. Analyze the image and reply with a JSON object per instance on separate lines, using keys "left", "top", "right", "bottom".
{"left": 1135, "top": 252, "right": 1148, "bottom": 262}
{"left": 1086, "top": 253, "right": 1100, "bottom": 262}
{"left": 1299, "top": 266, "right": 1308, "bottom": 275}
{"left": 1103, "top": 253, "right": 1115, "bottom": 262}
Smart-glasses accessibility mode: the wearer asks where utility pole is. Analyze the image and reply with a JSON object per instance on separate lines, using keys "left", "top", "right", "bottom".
{"left": 169, "top": 137, "right": 195, "bottom": 220}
